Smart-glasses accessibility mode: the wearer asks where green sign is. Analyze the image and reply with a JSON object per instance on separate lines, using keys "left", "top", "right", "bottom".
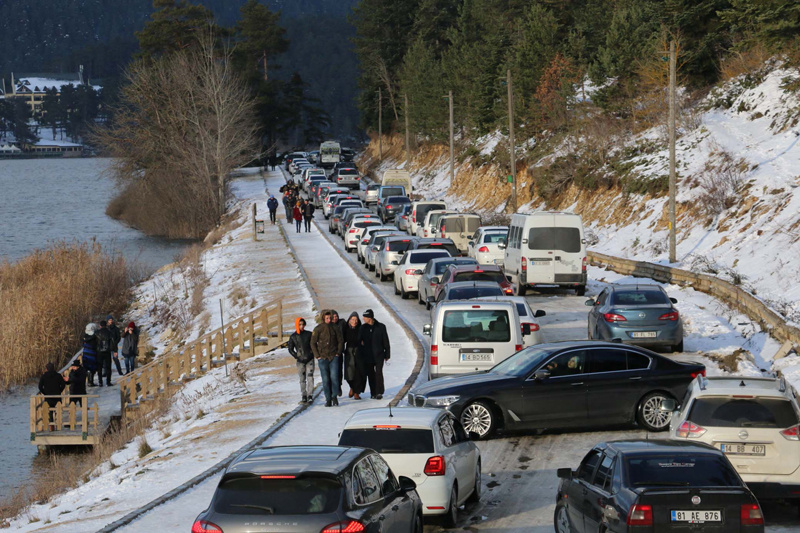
{"left": 507, "top": 175, "right": 514, "bottom": 183}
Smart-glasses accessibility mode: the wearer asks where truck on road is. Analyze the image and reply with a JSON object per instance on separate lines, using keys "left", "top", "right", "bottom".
{"left": 319, "top": 141, "right": 341, "bottom": 168}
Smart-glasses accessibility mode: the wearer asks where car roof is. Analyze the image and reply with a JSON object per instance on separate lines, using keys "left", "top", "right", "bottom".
{"left": 479, "top": 226, "right": 509, "bottom": 232}
{"left": 470, "top": 295, "right": 531, "bottom": 306}
{"left": 429, "top": 257, "right": 477, "bottom": 264}
{"left": 228, "top": 445, "right": 366, "bottom": 475}
{"left": 601, "top": 439, "right": 723, "bottom": 457}
{"left": 448, "top": 264, "right": 502, "bottom": 273}
{"left": 690, "top": 376, "right": 790, "bottom": 399}
{"left": 609, "top": 283, "right": 666, "bottom": 292}
{"left": 446, "top": 281, "right": 502, "bottom": 290}
{"left": 413, "top": 238, "right": 455, "bottom": 244}
{"left": 384, "top": 235, "right": 414, "bottom": 242}
{"left": 435, "top": 300, "right": 516, "bottom": 310}
{"left": 343, "top": 407, "right": 444, "bottom": 430}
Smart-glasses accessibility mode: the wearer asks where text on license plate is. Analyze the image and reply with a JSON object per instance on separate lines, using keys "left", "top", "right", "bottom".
{"left": 461, "top": 353, "right": 492, "bottom": 362}
{"left": 532, "top": 261, "right": 549, "bottom": 266}
{"left": 671, "top": 510, "right": 721, "bottom": 523}
{"left": 720, "top": 443, "right": 766, "bottom": 456}
{"left": 631, "top": 331, "right": 657, "bottom": 338}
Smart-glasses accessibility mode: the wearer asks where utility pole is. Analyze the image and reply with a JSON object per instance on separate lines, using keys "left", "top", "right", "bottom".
{"left": 378, "top": 88, "right": 383, "bottom": 162}
{"left": 507, "top": 69, "right": 517, "bottom": 213}
{"left": 448, "top": 90, "right": 455, "bottom": 184}
{"left": 668, "top": 41, "right": 677, "bottom": 263}
{"left": 404, "top": 93, "right": 411, "bottom": 168}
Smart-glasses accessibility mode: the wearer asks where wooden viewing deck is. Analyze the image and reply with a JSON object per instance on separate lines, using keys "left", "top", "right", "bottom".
{"left": 30, "top": 394, "right": 100, "bottom": 446}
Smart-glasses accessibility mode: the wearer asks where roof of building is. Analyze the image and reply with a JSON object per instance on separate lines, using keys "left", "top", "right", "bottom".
{"left": 15, "top": 77, "right": 101, "bottom": 94}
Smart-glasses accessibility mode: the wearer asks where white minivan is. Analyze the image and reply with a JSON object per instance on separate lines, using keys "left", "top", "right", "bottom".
{"left": 503, "top": 212, "right": 587, "bottom": 296}
{"left": 437, "top": 213, "right": 482, "bottom": 254}
{"left": 422, "top": 300, "right": 528, "bottom": 379}
{"left": 410, "top": 201, "right": 447, "bottom": 236}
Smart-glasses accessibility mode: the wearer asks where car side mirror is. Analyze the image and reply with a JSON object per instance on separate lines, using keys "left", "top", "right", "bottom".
{"left": 521, "top": 324, "right": 531, "bottom": 336}
{"left": 414, "top": 269, "right": 424, "bottom": 275}
{"left": 398, "top": 476, "right": 416, "bottom": 493}
{"left": 390, "top": 260, "right": 399, "bottom": 265}
{"left": 556, "top": 468, "right": 573, "bottom": 480}
{"left": 431, "top": 277, "right": 440, "bottom": 284}
{"left": 670, "top": 297, "right": 678, "bottom": 304}
{"left": 659, "top": 399, "right": 677, "bottom": 412}
{"left": 533, "top": 369, "right": 550, "bottom": 381}
{"left": 584, "top": 299, "right": 595, "bottom": 306}
{"left": 534, "top": 310, "right": 546, "bottom": 318}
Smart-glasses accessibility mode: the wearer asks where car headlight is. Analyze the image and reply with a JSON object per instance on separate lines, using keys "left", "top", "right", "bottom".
{"left": 425, "top": 395, "right": 460, "bottom": 407}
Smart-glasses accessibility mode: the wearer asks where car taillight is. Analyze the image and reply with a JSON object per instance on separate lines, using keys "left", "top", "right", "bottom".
{"left": 515, "top": 344, "right": 522, "bottom": 351}
{"left": 405, "top": 269, "right": 418, "bottom": 275}
{"left": 192, "top": 520, "right": 223, "bottom": 533}
{"left": 740, "top": 504, "right": 764, "bottom": 526}
{"left": 691, "top": 369, "right": 706, "bottom": 379}
{"left": 478, "top": 246, "right": 490, "bottom": 253}
{"left": 349, "top": 228, "right": 357, "bottom": 233}
{"left": 430, "top": 345, "right": 438, "bottom": 365}
{"left": 386, "top": 205, "right": 392, "bottom": 209}
{"left": 781, "top": 424, "right": 800, "bottom": 441}
{"left": 504, "top": 288, "right": 513, "bottom": 294}
{"left": 659, "top": 311, "right": 679, "bottom": 321}
{"left": 424, "top": 455, "right": 446, "bottom": 476}
{"left": 627, "top": 504, "right": 653, "bottom": 526}
{"left": 582, "top": 256, "right": 587, "bottom": 273}
{"left": 321, "top": 520, "right": 366, "bottom": 533}
{"left": 603, "top": 313, "right": 626, "bottom": 322}
{"left": 385, "top": 244, "right": 390, "bottom": 251}
{"left": 676, "top": 421, "right": 706, "bottom": 438}
{"left": 521, "top": 257, "right": 527, "bottom": 272}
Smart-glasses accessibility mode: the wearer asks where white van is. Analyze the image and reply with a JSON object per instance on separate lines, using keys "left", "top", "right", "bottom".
{"left": 437, "top": 213, "right": 482, "bottom": 254}
{"left": 422, "top": 301, "right": 528, "bottom": 379}
{"left": 381, "top": 169, "right": 412, "bottom": 192}
{"left": 411, "top": 201, "right": 447, "bottom": 236}
{"left": 319, "top": 141, "right": 341, "bottom": 168}
{"left": 503, "top": 212, "right": 587, "bottom": 296}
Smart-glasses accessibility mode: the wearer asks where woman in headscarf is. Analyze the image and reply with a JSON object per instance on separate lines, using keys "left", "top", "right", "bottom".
{"left": 342, "top": 312, "right": 364, "bottom": 399}
{"left": 81, "top": 323, "right": 99, "bottom": 386}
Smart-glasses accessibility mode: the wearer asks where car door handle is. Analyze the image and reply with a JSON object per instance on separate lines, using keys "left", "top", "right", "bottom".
{"left": 392, "top": 505, "right": 400, "bottom": 511}
{"left": 571, "top": 382, "right": 584, "bottom": 386}
{"left": 629, "top": 376, "right": 641, "bottom": 380}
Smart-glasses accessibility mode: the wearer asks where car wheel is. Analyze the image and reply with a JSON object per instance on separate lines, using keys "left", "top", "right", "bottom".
{"left": 466, "top": 461, "right": 481, "bottom": 503}
{"left": 460, "top": 401, "right": 496, "bottom": 439}
{"left": 401, "top": 287, "right": 409, "bottom": 300}
{"left": 411, "top": 513, "right": 422, "bottom": 533}
{"left": 554, "top": 501, "right": 573, "bottom": 533}
{"left": 515, "top": 277, "right": 527, "bottom": 296}
{"left": 369, "top": 263, "right": 375, "bottom": 272}
{"left": 637, "top": 391, "right": 674, "bottom": 432}
{"left": 673, "top": 340, "right": 684, "bottom": 353}
{"left": 379, "top": 270, "right": 387, "bottom": 281}
{"left": 442, "top": 484, "right": 458, "bottom": 528}
{"left": 576, "top": 285, "right": 586, "bottom": 296}
{"left": 394, "top": 283, "right": 400, "bottom": 295}
{"left": 418, "top": 293, "right": 425, "bottom": 305}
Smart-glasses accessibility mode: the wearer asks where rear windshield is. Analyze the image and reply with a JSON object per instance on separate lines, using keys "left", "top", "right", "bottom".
{"left": 611, "top": 290, "right": 669, "bottom": 306}
{"left": 625, "top": 455, "right": 741, "bottom": 487}
{"left": 214, "top": 476, "right": 342, "bottom": 515}
{"left": 354, "top": 221, "right": 381, "bottom": 228}
{"left": 418, "top": 204, "right": 447, "bottom": 222}
{"left": 386, "top": 197, "right": 410, "bottom": 204}
{"left": 688, "top": 398, "right": 799, "bottom": 428}
{"left": 528, "top": 227, "right": 581, "bottom": 253}
{"left": 368, "top": 184, "right": 381, "bottom": 191}
{"left": 338, "top": 169, "right": 358, "bottom": 176}
{"left": 386, "top": 240, "right": 413, "bottom": 252}
{"left": 483, "top": 232, "right": 508, "bottom": 243}
{"left": 408, "top": 251, "right": 450, "bottom": 263}
{"left": 442, "top": 310, "right": 511, "bottom": 342}
{"left": 434, "top": 259, "right": 476, "bottom": 275}
{"left": 428, "top": 212, "right": 450, "bottom": 226}
{"left": 453, "top": 271, "right": 505, "bottom": 284}
{"left": 448, "top": 286, "right": 503, "bottom": 300}
{"left": 417, "top": 243, "right": 459, "bottom": 256}
{"left": 443, "top": 217, "right": 480, "bottom": 232}
{"left": 338, "top": 428, "right": 434, "bottom": 453}
{"left": 381, "top": 187, "right": 405, "bottom": 196}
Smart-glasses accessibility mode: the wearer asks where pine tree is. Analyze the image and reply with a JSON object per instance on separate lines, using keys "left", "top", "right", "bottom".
{"left": 135, "top": 0, "right": 218, "bottom": 60}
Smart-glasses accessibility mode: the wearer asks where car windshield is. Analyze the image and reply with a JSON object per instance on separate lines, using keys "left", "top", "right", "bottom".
{"left": 442, "top": 310, "right": 511, "bottom": 342}
{"left": 491, "top": 346, "right": 553, "bottom": 376}
{"left": 453, "top": 271, "right": 505, "bottom": 283}
{"left": 611, "top": 290, "right": 669, "bottom": 306}
{"left": 688, "top": 398, "right": 799, "bottom": 428}
{"left": 625, "top": 455, "right": 741, "bottom": 487}
{"left": 214, "top": 476, "right": 342, "bottom": 515}
{"left": 338, "top": 429, "right": 434, "bottom": 453}
{"left": 447, "top": 286, "right": 503, "bottom": 300}
{"left": 408, "top": 251, "right": 450, "bottom": 264}
{"left": 483, "top": 232, "right": 508, "bottom": 243}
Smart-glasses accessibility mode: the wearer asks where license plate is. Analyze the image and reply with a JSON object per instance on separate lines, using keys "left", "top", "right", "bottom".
{"left": 532, "top": 261, "right": 549, "bottom": 266}
{"left": 631, "top": 331, "right": 657, "bottom": 338}
{"left": 671, "top": 510, "right": 721, "bottom": 523}
{"left": 461, "top": 353, "right": 492, "bottom": 362}
{"left": 720, "top": 443, "right": 766, "bottom": 456}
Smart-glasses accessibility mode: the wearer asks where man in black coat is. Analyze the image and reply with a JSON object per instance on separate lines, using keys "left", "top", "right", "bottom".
{"left": 65, "top": 360, "right": 88, "bottom": 405}
{"left": 302, "top": 200, "right": 315, "bottom": 232}
{"left": 95, "top": 321, "right": 114, "bottom": 386}
{"left": 287, "top": 317, "right": 315, "bottom": 403}
{"left": 107, "top": 315, "right": 123, "bottom": 376}
{"left": 267, "top": 195, "right": 280, "bottom": 224}
{"left": 39, "top": 362, "right": 66, "bottom": 423}
{"left": 358, "top": 309, "right": 390, "bottom": 399}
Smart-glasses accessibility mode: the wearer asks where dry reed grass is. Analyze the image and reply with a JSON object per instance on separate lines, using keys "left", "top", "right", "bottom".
{"left": 0, "top": 241, "right": 137, "bottom": 391}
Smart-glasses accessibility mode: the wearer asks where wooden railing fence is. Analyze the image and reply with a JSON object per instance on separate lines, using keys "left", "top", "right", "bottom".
{"left": 117, "top": 298, "right": 287, "bottom": 412}
{"left": 30, "top": 394, "right": 99, "bottom": 443}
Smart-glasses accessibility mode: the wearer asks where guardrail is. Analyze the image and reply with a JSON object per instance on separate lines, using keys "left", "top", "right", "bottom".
{"left": 588, "top": 251, "right": 800, "bottom": 357}
{"left": 118, "top": 298, "right": 286, "bottom": 412}
{"left": 30, "top": 394, "right": 100, "bottom": 445}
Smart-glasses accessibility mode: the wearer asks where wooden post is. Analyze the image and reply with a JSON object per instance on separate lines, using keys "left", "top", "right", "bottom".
{"left": 30, "top": 397, "right": 36, "bottom": 436}
{"left": 249, "top": 315, "right": 256, "bottom": 357}
{"left": 80, "top": 399, "right": 88, "bottom": 436}
{"left": 238, "top": 320, "right": 246, "bottom": 359}
{"left": 56, "top": 401, "right": 63, "bottom": 430}
{"left": 252, "top": 203, "right": 258, "bottom": 242}
{"left": 260, "top": 307, "right": 269, "bottom": 334}
{"left": 668, "top": 40, "right": 677, "bottom": 263}
{"left": 204, "top": 335, "right": 212, "bottom": 371}
{"left": 68, "top": 401, "right": 77, "bottom": 430}
{"left": 276, "top": 300, "right": 284, "bottom": 343}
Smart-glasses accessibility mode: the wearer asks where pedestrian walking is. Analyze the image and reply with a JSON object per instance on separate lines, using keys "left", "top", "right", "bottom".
{"left": 107, "top": 315, "right": 123, "bottom": 376}
{"left": 342, "top": 312, "right": 365, "bottom": 399}
{"left": 302, "top": 199, "right": 315, "bottom": 232}
{"left": 330, "top": 310, "right": 344, "bottom": 391}
{"left": 95, "top": 320, "right": 113, "bottom": 386}
{"left": 121, "top": 322, "right": 139, "bottom": 374}
{"left": 310, "top": 310, "right": 344, "bottom": 406}
{"left": 64, "top": 360, "right": 88, "bottom": 405}
{"left": 293, "top": 202, "right": 303, "bottom": 233}
{"left": 283, "top": 191, "right": 293, "bottom": 223}
{"left": 267, "top": 195, "right": 279, "bottom": 224}
{"left": 288, "top": 317, "right": 314, "bottom": 403}
{"left": 81, "top": 323, "right": 99, "bottom": 386}
{"left": 39, "top": 362, "right": 65, "bottom": 426}
{"left": 358, "top": 309, "right": 390, "bottom": 399}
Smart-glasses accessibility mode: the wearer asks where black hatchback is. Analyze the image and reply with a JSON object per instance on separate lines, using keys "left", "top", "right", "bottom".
{"left": 192, "top": 445, "right": 423, "bottom": 533}
{"left": 555, "top": 440, "right": 764, "bottom": 532}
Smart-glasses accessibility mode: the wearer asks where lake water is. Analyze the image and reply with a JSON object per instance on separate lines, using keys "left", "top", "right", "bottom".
{"left": 0, "top": 157, "right": 190, "bottom": 502}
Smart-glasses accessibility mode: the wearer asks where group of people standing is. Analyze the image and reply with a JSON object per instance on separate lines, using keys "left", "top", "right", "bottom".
{"left": 287, "top": 308, "right": 391, "bottom": 407}
{"left": 277, "top": 182, "right": 315, "bottom": 233}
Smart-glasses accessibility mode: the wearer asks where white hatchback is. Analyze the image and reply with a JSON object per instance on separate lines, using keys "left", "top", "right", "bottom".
{"left": 338, "top": 407, "right": 481, "bottom": 525}
{"left": 394, "top": 249, "right": 452, "bottom": 300}
{"left": 467, "top": 226, "right": 508, "bottom": 266}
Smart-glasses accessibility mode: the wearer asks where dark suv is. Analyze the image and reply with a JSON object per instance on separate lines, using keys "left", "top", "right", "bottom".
{"left": 193, "top": 445, "right": 423, "bottom": 533}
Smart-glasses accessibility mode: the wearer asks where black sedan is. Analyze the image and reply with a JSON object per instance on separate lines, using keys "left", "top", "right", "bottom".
{"left": 555, "top": 440, "right": 764, "bottom": 532}
{"left": 407, "top": 341, "right": 705, "bottom": 438}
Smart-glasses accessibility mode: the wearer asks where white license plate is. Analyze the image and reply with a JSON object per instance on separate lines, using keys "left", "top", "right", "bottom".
{"left": 532, "top": 261, "right": 549, "bottom": 266}
{"left": 631, "top": 331, "right": 657, "bottom": 338}
{"left": 720, "top": 443, "right": 766, "bottom": 456}
{"left": 671, "top": 510, "right": 721, "bottom": 523}
{"left": 461, "top": 353, "right": 492, "bottom": 362}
